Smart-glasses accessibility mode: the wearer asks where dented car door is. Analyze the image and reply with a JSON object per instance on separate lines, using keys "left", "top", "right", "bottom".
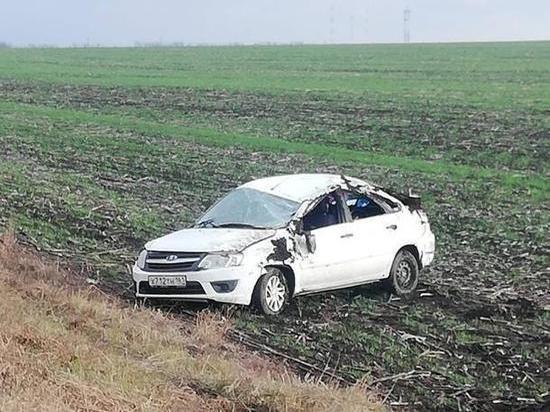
{"left": 297, "top": 223, "right": 360, "bottom": 292}
{"left": 296, "top": 191, "right": 359, "bottom": 293}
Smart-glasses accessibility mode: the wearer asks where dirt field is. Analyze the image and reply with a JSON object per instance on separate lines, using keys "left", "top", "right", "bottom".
{"left": 0, "top": 42, "right": 548, "bottom": 410}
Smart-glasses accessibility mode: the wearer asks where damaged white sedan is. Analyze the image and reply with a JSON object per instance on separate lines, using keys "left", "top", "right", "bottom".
{"left": 133, "top": 174, "right": 435, "bottom": 315}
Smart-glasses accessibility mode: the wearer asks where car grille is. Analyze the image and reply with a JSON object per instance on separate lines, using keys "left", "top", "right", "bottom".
{"left": 138, "top": 281, "right": 206, "bottom": 295}
{"left": 144, "top": 251, "right": 204, "bottom": 272}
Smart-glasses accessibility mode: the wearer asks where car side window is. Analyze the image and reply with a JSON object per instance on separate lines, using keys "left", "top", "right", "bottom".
{"left": 344, "top": 191, "right": 385, "bottom": 220}
{"left": 302, "top": 192, "right": 344, "bottom": 231}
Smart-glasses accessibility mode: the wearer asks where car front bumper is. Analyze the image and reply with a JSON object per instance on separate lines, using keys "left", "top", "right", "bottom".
{"left": 132, "top": 264, "right": 260, "bottom": 305}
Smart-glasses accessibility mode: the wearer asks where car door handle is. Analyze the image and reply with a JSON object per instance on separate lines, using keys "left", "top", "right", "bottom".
{"left": 340, "top": 233, "right": 354, "bottom": 239}
{"left": 386, "top": 224, "right": 398, "bottom": 230}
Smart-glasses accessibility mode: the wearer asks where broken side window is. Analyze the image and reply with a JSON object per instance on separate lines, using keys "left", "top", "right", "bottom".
{"left": 342, "top": 190, "right": 386, "bottom": 220}
{"left": 302, "top": 192, "right": 345, "bottom": 231}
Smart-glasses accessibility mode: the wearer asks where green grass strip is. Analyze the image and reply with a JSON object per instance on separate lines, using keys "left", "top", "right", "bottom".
{"left": 1, "top": 101, "right": 547, "bottom": 201}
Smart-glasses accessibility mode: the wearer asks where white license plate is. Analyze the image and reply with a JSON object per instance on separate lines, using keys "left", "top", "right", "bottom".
{"left": 148, "top": 275, "right": 187, "bottom": 287}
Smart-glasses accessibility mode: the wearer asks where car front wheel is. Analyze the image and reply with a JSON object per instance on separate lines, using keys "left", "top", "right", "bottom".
{"left": 385, "top": 249, "right": 419, "bottom": 298}
{"left": 254, "top": 268, "right": 289, "bottom": 316}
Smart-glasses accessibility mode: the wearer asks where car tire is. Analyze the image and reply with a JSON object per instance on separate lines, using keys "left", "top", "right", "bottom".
{"left": 385, "top": 250, "right": 419, "bottom": 298}
{"left": 254, "top": 268, "right": 289, "bottom": 316}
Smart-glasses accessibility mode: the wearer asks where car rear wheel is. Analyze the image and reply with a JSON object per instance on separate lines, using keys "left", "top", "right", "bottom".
{"left": 254, "top": 268, "right": 289, "bottom": 316}
{"left": 385, "top": 250, "right": 419, "bottom": 297}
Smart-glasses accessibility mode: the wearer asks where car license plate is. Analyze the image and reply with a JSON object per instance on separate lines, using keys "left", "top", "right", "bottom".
{"left": 148, "top": 275, "right": 187, "bottom": 288}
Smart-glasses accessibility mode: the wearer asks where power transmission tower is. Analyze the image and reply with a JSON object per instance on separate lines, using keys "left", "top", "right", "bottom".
{"left": 403, "top": 7, "right": 411, "bottom": 43}
{"left": 364, "top": 8, "right": 368, "bottom": 42}
{"left": 329, "top": 4, "right": 336, "bottom": 43}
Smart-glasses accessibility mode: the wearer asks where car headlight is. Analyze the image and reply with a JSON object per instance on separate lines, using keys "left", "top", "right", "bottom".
{"left": 198, "top": 253, "right": 243, "bottom": 270}
{"left": 136, "top": 249, "right": 147, "bottom": 269}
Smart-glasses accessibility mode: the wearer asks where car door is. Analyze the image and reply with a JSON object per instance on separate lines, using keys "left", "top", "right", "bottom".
{"left": 342, "top": 190, "right": 401, "bottom": 281}
{"left": 296, "top": 191, "right": 360, "bottom": 293}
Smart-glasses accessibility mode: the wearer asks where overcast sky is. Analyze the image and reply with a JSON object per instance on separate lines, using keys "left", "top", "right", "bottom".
{"left": 1, "top": 0, "right": 549, "bottom": 47}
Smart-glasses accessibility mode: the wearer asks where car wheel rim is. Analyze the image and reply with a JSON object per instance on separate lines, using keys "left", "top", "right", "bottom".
{"left": 265, "top": 275, "right": 285, "bottom": 312}
{"left": 396, "top": 261, "right": 413, "bottom": 289}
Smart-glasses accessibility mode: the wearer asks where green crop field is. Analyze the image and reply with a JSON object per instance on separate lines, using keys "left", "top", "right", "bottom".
{"left": 0, "top": 42, "right": 549, "bottom": 410}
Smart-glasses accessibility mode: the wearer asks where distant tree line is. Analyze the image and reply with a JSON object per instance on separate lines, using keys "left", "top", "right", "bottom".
{"left": 0, "top": 42, "right": 11, "bottom": 48}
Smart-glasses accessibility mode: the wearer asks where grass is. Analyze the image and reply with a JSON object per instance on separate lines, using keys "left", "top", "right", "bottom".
{"left": 1, "top": 101, "right": 547, "bottom": 199}
{"left": 1, "top": 43, "right": 549, "bottom": 108}
{"left": 0, "top": 42, "right": 548, "bottom": 410}
{"left": 0, "top": 231, "right": 382, "bottom": 411}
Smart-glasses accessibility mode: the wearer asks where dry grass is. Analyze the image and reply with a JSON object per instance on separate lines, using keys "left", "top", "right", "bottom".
{"left": 0, "top": 231, "right": 383, "bottom": 412}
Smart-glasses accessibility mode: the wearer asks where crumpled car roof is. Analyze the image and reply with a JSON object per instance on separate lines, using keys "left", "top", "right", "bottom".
{"left": 240, "top": 174, "right": 372, "bottom": 203}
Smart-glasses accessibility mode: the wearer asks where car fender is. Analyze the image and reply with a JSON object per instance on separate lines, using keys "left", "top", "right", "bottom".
{"left": 387, "top": 210, "right": 435, "bottom": 270}
{"left": 242, "top": 228, "right": 310, "bottom": 295}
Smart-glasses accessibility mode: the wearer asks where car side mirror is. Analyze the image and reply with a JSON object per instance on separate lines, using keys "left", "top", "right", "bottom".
{"left": 305, "top": 231, "right": 316, "bottom": 254}
{"left": 294, "top": 219, "right": 304, "bottom": 235}
{"left": 293, "top": 220, "right": 316, "bottom": 253}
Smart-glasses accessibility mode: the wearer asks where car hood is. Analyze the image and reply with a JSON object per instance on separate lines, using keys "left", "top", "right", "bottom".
{"left": 145, "top": 228, "right": 276, "bottom": 253}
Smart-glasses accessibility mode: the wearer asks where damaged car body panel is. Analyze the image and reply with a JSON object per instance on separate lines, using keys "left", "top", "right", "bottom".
{"left": 133, "top": 174, "right": 436, "bottom": 315}
{"left": 145, "top": 228, "right": 276, "bottom": 254}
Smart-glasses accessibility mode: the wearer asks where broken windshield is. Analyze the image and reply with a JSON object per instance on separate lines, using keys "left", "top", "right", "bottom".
{"left": 196, "top": 188, "right": 300, "bottom": 229}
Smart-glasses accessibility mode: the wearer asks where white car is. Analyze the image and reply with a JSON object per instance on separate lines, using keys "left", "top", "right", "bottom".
{"left": 133, "top": 174, "right": 435, "bottom": 315}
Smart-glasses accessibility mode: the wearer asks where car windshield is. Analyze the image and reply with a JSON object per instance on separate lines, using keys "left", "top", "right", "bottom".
{"left": 196, "top": 188, "right": 300, "bottom": 229}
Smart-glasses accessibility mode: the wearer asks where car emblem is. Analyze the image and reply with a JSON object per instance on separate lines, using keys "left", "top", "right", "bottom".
{"left": 166, "top": 255, "right": 178, "bottom": 262}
